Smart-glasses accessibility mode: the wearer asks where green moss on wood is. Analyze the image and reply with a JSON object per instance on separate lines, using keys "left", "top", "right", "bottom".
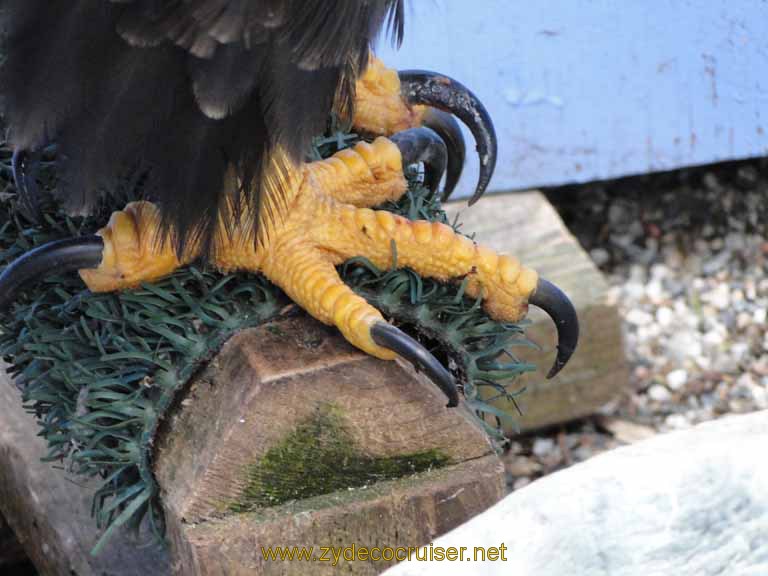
{"left": 229, "top": 404, "right": 450, "bottom": 512}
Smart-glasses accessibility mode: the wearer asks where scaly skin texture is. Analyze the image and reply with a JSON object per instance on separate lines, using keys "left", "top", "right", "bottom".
{"left": 353, "top": 56, "right": 427, "bottom": 135}
{"left": 80, "top": 59, "right": 539, "bottom": 361}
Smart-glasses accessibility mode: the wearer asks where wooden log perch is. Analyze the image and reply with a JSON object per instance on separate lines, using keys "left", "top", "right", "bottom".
{"left": 445, "top": 191, "right": 628, "bottom": 431}
{"left": 0, "top": 315, "right": 505, "bottom": 575}
{"left": 0, "top": 191, "right": 606, "bottom": 574}
{"left": 154, "top": 315, "right": 505, "bottom": 575}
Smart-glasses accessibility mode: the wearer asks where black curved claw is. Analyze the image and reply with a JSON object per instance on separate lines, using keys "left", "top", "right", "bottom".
{"left": 0, "top": 236, "right": 104, "bottom": 310}
{"left": 529, "top": 278, "right": 580, "bottom": 378}
{"left": 420, "top": 109, "right": 466, "bottom": 201}
{"left": 370, "top": 322, "right": 459, "bottom": 407}
{"left": 12, "top": 148, "right": 45, "bottom": 223}
{"left": 390, "top": 127, "right": 448, "bottom": 197}
{"left": 399, "top": 70, "right": 497, "bottom": 205}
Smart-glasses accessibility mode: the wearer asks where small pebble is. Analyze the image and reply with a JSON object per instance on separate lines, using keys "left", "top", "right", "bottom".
{"left": 648, "top": 385, "right": 672, "bottom": 402}
{"left": 666, "top": 369, "right": 688, "bottom": 391}
{"left": 513, "top": 477, "right": 532, "bottom": 491}
{"left": 656, "top": 307, "right": 674, "bottom": 326}
{"left": 532, "top": 438, "right": 555, "bottom": 458}
{"left": 590, "top": 248, "right": 610, "bottom": 266}
{"left": 664, "top": 414, "right": 690, "bottom": 429}
{"left": 626, "top": 309, "right": 654, "bottom": 326}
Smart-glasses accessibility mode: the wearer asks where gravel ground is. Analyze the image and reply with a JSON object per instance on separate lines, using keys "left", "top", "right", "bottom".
{"left": 503, "top": 158, "right": 768, "bottom": 489}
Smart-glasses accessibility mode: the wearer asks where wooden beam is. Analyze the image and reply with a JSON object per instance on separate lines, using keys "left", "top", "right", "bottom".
{"left": 0, "top": 315, "right": 506, "bottom": 575}
{"left": 154, "top": 315, "right": 506, "bottom": 575}
{"left": 445, "top": 191, "right": 628, "bottom": 431}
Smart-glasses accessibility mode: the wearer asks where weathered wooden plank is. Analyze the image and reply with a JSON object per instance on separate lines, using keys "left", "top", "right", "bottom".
{"left": 0, "top": 371, "right": 170, "bottom": 576}
{"left": 154, "top": 316, "right": 506, "bottom": 575}
{"left": 445, "top": 191, "right": 628, "bottom": 431}
{"left": 176, "top": 456, "right": 503, "bottom": 576}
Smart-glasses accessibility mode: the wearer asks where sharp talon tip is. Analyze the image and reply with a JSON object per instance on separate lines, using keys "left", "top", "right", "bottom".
{"left": 399, "top": 70, "right": 497, "bottom": 205}
{"left": 529, "top": 279, "right": 580, "bottom": 378}
{"left": 370, "top": 322, "right": 459, "bottom": 407}
{"left": 390, "top": 127, "right": 448, "bottom": 199}
{"left": 421, "top": 109, "right": 465, "bottom": 202}
{"left": 0, "top": 236, "right": 104, "bottom": 311}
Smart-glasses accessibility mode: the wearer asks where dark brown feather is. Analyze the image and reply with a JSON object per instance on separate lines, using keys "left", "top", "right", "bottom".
{"left": 0, "top": 0, "right": 405, "bottom": 256}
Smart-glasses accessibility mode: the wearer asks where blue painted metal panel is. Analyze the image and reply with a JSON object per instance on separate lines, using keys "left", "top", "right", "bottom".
{"left": 376, "top": 1, "right": 768, "bottom": 197}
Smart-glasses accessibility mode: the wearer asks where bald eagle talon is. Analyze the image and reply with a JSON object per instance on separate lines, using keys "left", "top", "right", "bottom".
{"left": 529, "top": 278, "right": 580, "bottom": 379}
{"left": 352, "top": 59, "right": 493, "bottom": 202}
{"left": 370, "top": 321, "right": 459, "bottom": 407}
{"left": 398, "top": 70, "right": 497, "bottom": 204}
{"left": 0, "top": 235, "right": 104, "bottom": 310}
{"left": 419, "top": 109, "right": 466, "bottom": 200}
{"left": 390, "top": 127, "right": 448, "bottom": 196}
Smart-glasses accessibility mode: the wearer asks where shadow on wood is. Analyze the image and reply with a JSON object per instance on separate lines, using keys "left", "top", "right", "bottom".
{"left": 0, "top": 512, "right": 30, "bottom": 571}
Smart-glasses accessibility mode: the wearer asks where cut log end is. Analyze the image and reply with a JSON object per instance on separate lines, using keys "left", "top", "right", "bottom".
{"left": 153, "top": 315, "right": 506, "bottom": 575}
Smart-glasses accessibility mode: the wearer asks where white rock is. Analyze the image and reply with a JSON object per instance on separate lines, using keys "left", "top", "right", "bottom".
{"left": 656, "top": 306, "right": 674, "bottom": 327}
{"left": 512, "top": 477, "right": 531, "bottom": 491}
{"left": 628, "top": 264, "right": 647, "bottom": 284}
{"left": 673, "top": 300, "right": 689, "bottom": 315}
{"left": 735, "top": 372, "right": 757, "bottom": 392}
{"left": 648, "top": 384, "right": 672, "bottom": 402}
{"left": 666, "top": 369, "right": 688, "bottom": 391}
{"left": 646, "top": 281, "right": 665, "bottom": 304}
{"left": 626, "top": 309, "right": 654, "bottom": 326}
{"left": 695, "top": 355, "right": 712, "bottom": 370}
{"left": 752, "top": 387, "right": 768, "bottom": 410}
{"left": 531, "top": 438, "right": 555, "bottom": 458}
{"left": 702, "top": 283, "right": 730, "bottom": 309}
{"left": 624, "top": 282, "right": 647, "bottom": 300}
{"left": 599, "top": 417, "right": 657, "bottom": 444}
{"left": 649, "top": 263, "right": 669, "bottom": 280}
{"left": 703, "top": 329, "right": 724, "bottom": 347}
{"left": 666, "top": 331, "right": 703, "bottom": 363}
{"left": 745, "top": 279, "right": 758, "bottom": 301}
{"left": 737, "top": 311, "right": 753, "bottom": 329}
{"left": 384, "top": 412, "right": 768, "bottom": 576}
{"left": 729, "top": 342, "right": 751, "bottom": 364}
{"left": 589, "top": 248, "right": 610, "bottom": 266}
{"left": 664, "top": 413, "right": 690, "bottom": 430}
